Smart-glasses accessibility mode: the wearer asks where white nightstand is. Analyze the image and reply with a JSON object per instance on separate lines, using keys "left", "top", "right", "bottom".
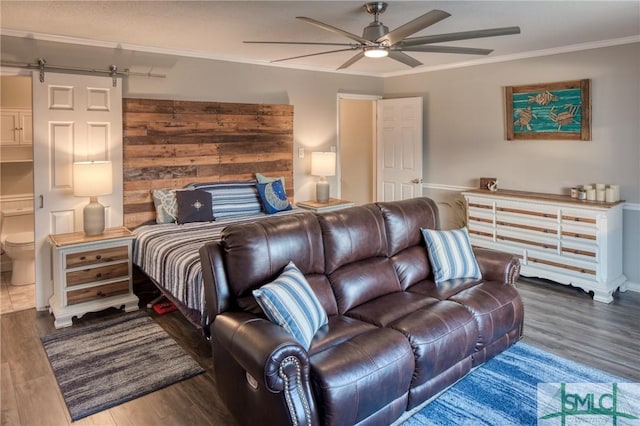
{"left": 49, "top": 227, "right": 139, "bottom": 328}
{"left": 296, "top": 198, "right": 354, "bottom": 213}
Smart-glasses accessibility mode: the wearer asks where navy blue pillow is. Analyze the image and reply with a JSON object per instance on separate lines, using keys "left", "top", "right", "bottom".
{"left": 176, "top": 190, "right": 214, "bottom": 224}
{"left": 257, "top": 180, "right": 292, "bottom": 214}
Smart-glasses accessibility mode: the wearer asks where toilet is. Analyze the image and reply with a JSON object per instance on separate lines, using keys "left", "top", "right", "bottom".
{"left": 0, "top": 207, "right": 35, "bottom": 286}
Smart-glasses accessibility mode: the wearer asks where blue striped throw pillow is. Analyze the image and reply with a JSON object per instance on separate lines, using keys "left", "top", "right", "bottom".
{"left": 190, "top": 181, "right": 263, "bottom": 219}
{"left": 421, "top": 227, "right": 482, "bottom": 284}
{"left": 253, "top": 262, "right": 328, "bottom": 350}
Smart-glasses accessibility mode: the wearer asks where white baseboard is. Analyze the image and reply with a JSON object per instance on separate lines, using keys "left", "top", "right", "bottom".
{"left": 625, "top": 280, "right": 640, "bottom": 293}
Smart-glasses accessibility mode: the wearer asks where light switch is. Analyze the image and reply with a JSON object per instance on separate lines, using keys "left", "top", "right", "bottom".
{"left": 298, "top": 147, "right": 305, "bottom": 158}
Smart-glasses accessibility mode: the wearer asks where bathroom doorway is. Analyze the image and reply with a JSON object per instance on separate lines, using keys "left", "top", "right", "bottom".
{"left": 0, "top": 74, "right": 35, "bottom": 313}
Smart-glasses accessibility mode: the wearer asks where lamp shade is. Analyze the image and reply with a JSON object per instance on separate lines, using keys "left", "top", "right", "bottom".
{"left": 73, "top": 161, "right": 113, "bottom": 197}
{"left": 311, "top": 152, "right": 336, "bottom": 177}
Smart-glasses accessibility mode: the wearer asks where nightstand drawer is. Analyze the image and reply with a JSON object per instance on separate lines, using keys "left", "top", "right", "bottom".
{"left": 67, "top": 280, "right": 130, "bottom": 305}
{"left": 65, "top": 245, "right": 129, "bottom": 268}
{"left": 66, "top": 263, "right": 129, "bottom": 287}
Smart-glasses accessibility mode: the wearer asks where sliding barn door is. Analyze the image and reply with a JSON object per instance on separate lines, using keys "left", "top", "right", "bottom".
{"left": 32, "top": 72, "right": 123, "bottom": 309}
{"left": 376, "top": 97, "right": 423, "bottom": 202}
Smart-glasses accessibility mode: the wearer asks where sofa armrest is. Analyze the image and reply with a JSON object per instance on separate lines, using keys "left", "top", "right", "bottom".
{"left": 473, "top": 247, "right": 521, "bottom": 285}
{"left": 213, "top": 311, "right": 318, "bottom": 426}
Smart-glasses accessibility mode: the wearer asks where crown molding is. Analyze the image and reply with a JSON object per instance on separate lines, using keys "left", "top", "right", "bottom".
{"left": 2, "top": 28, "right": 638, "bottom": 79}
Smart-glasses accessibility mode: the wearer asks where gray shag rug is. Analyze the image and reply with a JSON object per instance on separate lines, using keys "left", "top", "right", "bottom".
{"left": 41, "top": 311, "right": 205, "bottom": 421}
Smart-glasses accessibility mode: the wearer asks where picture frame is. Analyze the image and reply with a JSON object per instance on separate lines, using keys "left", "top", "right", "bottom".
{"left": 504, "top": 79, "right": 591, "bottom": 141}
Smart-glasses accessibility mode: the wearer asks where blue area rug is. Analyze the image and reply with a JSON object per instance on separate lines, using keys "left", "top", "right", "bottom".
{"left": 401, "top": 342, "right": 639, "bottom": 425}
{"left": 41, "top": 311, "right": 205, "bottom": 421}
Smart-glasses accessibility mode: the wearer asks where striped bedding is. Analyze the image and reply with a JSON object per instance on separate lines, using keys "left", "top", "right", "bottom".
{"left": 133, "top": 209, "right": 301, "bottom": 329}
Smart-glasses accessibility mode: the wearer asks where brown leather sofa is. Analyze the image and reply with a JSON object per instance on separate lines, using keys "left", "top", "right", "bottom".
{"left": 200, "top": 197, "right": 523, "bottom": 426}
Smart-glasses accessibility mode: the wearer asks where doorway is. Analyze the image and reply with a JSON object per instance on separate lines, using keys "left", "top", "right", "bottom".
{"left": 338, "top": 94, "right": 423, "bottom": 205}
{"left": 0, "top": 74, "right": 35, "bottom": 313}
{"left": 338, "top": 94, "right": 380, "bottom": 205}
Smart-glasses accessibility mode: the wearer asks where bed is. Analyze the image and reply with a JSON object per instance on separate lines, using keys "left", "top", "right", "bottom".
{"left": 122, "top": 98, "right": 295, "bottom": 334}
{"left": 132, "top": 209, "right": 300, "bottom": 332}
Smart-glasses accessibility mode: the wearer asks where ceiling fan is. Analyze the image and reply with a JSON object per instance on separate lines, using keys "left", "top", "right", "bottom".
{"left": 244, "top": 2, "right": 521, "bottom": 70}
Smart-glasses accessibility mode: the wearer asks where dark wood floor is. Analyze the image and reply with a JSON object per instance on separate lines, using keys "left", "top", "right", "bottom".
{"left": 1, "top": 279, "right": 639, "bottom": 425}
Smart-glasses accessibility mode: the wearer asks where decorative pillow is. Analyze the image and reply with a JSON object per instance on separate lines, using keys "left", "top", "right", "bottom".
{"left": 256, "top": 172, "right": 285, "bottom": 189}
{"left": 176, "top": 190, "right": 214, "bottom": 224}
{"left": 151, "top": 188, "right": 178, "bottom": 223}
{"left": 252, "top": 261, "right": 328, "bottom": 350}
{"left": 257, "top": 179, "right": 292, "bottom": 214}
{"left": 190, "top": 181, "right": 262, "bottom": 219}
{"left": 421, "top": 227, "right": 482, "bottom": 284}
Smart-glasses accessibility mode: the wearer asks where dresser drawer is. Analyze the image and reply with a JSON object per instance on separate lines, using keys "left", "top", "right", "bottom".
{"left": 66, "top": 262, "right": 129, "bottom": 287}
{"left": 67, "top": 280, "right": 130, "bottom": 305}
{"left": 65, "top": 245, "right": 129, "bottom": 269}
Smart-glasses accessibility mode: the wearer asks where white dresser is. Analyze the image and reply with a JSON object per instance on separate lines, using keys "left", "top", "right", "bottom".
{"left": 462, "top": 189, "right": 626, "bottom": 303}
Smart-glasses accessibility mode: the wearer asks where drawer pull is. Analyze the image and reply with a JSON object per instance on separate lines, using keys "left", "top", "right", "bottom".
{"left": 96, "top": 273, "right": 103, "bottom": 279}
{"left": 80, "top": 256, "right": 86, "bottom": 261}
{"left": 96, "top": 255, "right": 102, "bottom": 260}
{"left": 97, "top": 291, "right": 105, "bottom": 297}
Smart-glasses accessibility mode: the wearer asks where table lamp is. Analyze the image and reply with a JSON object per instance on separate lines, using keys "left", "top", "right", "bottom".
{"left": 311, "top": 152, "right": 336, "bottom": 203}
{"left": 73, "top": 161, "right": 113, "bottom": 236}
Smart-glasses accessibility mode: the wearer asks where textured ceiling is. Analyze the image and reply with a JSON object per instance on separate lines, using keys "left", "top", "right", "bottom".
{"left": 1, "top": 1, "right": 639, "bottom": 77}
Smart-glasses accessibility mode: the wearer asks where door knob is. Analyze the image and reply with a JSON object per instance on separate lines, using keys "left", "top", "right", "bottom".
{"left": 410, "top": 178, "right": 423, "bottom": 184}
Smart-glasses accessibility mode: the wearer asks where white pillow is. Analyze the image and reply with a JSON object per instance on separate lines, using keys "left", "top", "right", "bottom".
{"left": 253, "top": 261, "right": 327, "bottom": 349}
{"left": 421, "top": 227, "right": 482, "bottom": 284}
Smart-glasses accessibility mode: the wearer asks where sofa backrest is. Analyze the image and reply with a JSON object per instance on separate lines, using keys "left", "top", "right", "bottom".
{"left": 318, "top": 205, "right": 402, "bottom": 314}
{"left": 219, "top": 211, "right": 338, "bottom": 315}
{"left": 203, "top": 198, "right": 440, "bottom": 320}
{"left": 377, "top": 198, "right": 439, "bottom": 290}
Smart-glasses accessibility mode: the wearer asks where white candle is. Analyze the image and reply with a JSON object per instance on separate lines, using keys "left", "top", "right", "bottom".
{"left": 595, "top": 183, "right": 606, "bottom": 191}
{"left": 586, "top": 189, "right": 596, "bottom": 201}
{"left": 605, "top": 188, "right": 616, "bottom": 203}
{"left": 609, "top": 184, "right": 620, "bottom": 201}
{"left": 596, "top": 189, "right": 606, "bottom": 202}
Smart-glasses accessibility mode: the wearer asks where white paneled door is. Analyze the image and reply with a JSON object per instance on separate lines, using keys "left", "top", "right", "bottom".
{"left": 376, "top": 97, "right": 423, "bottom": 202}
{"left": 32, "top": 72, "right": 123, "bottom": 310}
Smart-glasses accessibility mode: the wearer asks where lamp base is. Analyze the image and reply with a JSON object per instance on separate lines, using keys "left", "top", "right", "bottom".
{"left": 84, "top": 197, "right": 105, "bottom": 236}
{"left": 316, "top": 180, "right": 330, "bottom": 204}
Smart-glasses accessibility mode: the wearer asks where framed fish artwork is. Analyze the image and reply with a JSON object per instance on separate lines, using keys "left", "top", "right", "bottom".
{"left": 504, "top": 79, "right": 591, "bottom": 140}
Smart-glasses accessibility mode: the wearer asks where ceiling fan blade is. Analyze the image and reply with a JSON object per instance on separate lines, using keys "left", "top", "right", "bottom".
{"left": 379, "top": 9, "right": 451, "bottom": 46}
{"left": 388, "top": 51, "right": 423, "bottom": 68}
{"left": 400, "top": 45, "right": 493, "bottom": 55}
{"left": 337, "top": 51, "right": 365, "bottom": 70}
{"left": 297, "top": 16, "right": 373, "bottom": 46}
{"left": 400, "top": 26, "right": 521, "bottom": 47}
{"left": 271, "top": 48, "right": 357, "bottom": 63}
{"left": 244, "top": 41, "right": 358, "bottom": 47}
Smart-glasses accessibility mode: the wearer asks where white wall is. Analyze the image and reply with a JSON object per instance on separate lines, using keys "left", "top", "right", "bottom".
{"left": 384, "top": 43, "right": 640, "bottom": 286}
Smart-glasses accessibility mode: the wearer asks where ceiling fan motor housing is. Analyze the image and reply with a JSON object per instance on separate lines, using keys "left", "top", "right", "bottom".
{"left": 363, "top": 21, "right": 389, "bottom": 42}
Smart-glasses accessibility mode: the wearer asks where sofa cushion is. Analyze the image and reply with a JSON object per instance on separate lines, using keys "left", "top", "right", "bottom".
{"left": 318, "top": 205, "right": 387, "bottom": 274}
{"left": 308, "top": 315, "right": 377, "bottom": 355}
{"left": 310, "top": 328, "right": 414, "bottom": 425}
{"left": 378, "top": 197, "right": 439, "bottom": 256}
{"left": 329, "top": 257, "right": 401, "bottom": 314}
{"left": 448, "top": 280, "right": 524, "bottom": 356}
{"left": 346, "top": 291, "right": 438, "bottom": 327}
{"left": 390, "top": 245, "right": 433, "bottom": 291}
{"left": 421, "top": 227, "right": 482, "bottom": 284}
{"left": 221, "top": 212, "right": 325, "bottom": 299}
{"left": 253, "top": 261, "right": 328, "bottom": 349}
{"left": 387, "top": 300, "right": 478, "bottom": 408}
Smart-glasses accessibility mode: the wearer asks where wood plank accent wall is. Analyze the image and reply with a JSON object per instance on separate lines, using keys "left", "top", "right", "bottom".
{"left": 122, "top": 98, "right": 294, "bottom": 228}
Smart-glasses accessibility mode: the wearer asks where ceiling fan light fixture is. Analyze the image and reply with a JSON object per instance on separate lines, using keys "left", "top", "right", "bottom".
{"left": 364, "top": 46, "right": 388, "bottom": 58}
